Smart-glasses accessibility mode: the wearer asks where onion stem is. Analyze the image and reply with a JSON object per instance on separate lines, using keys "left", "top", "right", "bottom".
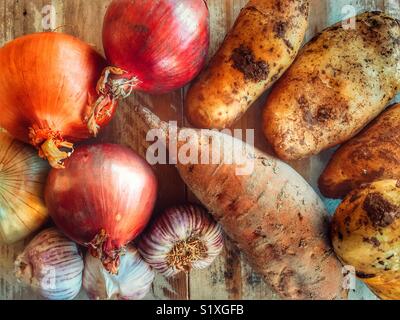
{"left": 86, "top": 67, "right": 140, "bottom": 136}
{"left": 86, "top": 94, "right": 114, "bottom": 136}
{"left": 40, "top": 139, "right": 73, "bottom": 169}
{"left": 29, "top": 126, "right": 74, "bottom": 169}
{"left": 87, "top": 229, "right": 125, "bottom": 275}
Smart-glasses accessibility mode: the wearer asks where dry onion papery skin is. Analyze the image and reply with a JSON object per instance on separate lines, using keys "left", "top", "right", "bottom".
{"left": 139, "top": 205, "right": 224, "bottom": 277}
{"left": 97, "top": 0, "right": 209, "bottom": 100}
{"left": 0, "top": 131, "right": 49, "bottom": 244}
{"left": 0, "top": 32, "right": 117, "bottom": 169}
{"left": 83, "top": 245, "right": 154, "bottom": 300}
{"left": 15, "top": 228, "right": 84, "bottom": 300}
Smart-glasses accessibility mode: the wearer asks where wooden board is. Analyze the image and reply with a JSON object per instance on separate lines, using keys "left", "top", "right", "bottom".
{"left": 1, "top": 0, "right": 399, "bottom": 300}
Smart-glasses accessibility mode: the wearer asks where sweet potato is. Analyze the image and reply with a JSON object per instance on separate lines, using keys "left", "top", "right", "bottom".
{"left": 185, "top": 0, "right": 309, "bottom": 129}
{"left": 263, "top": 11, "right": 400, "bottom": 161}
{"left": 135, "top": 106, "right": 345, "bottom": 300}
{"left": 331, "top": 180, "right": 400, "bottom": 300}
{"left": 319, "top": 103, "right": 400, "bottom": 199}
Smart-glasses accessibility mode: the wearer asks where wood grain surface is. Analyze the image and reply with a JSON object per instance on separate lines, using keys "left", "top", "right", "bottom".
{"left": 1, "top": 0, "right": 399, "bottom": 300}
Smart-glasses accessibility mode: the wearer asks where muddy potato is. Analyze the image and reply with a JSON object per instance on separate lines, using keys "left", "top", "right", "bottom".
{"left": 185, "top": 0, "right": 310, "bottom": 129}
{"left": 331, "top": 180, "right": 400, "bottom": 300}
{"left": 320, "top": 103, "right": 400, "bottom": 199}
{"left": 263, "top": 12, "right": 400, "bottom": 161}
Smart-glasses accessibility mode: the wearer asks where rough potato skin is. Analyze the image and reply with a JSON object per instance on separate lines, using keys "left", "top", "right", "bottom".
{"left": 136, "top": 106, "right": 346, "bottom": 300}
{"left": 185, "top": 0, "right": 309, "bottom": 129}
{"left": 331, "top": 180, "right": 400, "bottom": 300}
{"left": 319, "top": 103, "right": 400, "bottom": 199}
{"left": 263, "top": 12, "right": 400, "bottom": 161}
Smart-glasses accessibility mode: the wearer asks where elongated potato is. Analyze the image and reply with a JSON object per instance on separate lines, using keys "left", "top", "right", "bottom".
{"left": 263, "top": 12, "right": 400, "bottom": 161}
{"left": 320, "top": 103, "right": 400, "bottom": 199}
{"left": 331, "top": 180, "right": 400, "bottom": 300}
{"left": 185, "top": 0, "right": 309, "bottom": 129}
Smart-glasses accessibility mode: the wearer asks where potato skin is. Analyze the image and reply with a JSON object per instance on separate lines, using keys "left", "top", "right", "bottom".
{"left": 331, "top": 180, "right": 400, "bottom": 300}
{"left": 320, "top": 103, "right": 400, "bottom": 199}
{"left": 185, "top": 0, "right": 309, "bottom": 129}
{"left": 263, "top": 12, "right": 400, "bottom": 161}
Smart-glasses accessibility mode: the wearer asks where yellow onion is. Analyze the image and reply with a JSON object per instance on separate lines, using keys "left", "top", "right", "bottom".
{"left": 0, "top": 131, "right": 49, "bottom": 244}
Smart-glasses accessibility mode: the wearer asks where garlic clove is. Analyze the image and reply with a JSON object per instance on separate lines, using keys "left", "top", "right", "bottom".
{"left": 83, "top": 245, "right": 154, "bottom": 300}
{"left": 15, "top": 228, "right": 84, "bottom": 300}
{"left": 138, "top": 205, "right": 224, "bottom": 277}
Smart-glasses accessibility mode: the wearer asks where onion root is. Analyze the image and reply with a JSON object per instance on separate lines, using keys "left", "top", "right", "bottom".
{"left": 86, "top": 67, "right": 139, "bottom": 136}
{"left": 29, "top": 126, "right": 73, "bottom": 169}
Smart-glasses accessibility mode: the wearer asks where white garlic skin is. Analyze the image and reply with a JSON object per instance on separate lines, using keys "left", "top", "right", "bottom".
{"left": 83, "top": 245, "right": 154, "bottom": 300}
{"left": 138, "top": 205, "right": 224, "bottom": 277}
{"left": 15, "top": 228, "right": 84, "bottom": 300}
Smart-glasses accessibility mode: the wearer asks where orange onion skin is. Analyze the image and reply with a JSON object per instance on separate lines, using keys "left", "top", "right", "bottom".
{"left": 102, "top": 0, "right": 209, "bottom": 93}
{"left": 0, "top": 33, "right": 116, "bottom": 150}
{"left": 45, "top": 144, "right": 158, "bottom": 272}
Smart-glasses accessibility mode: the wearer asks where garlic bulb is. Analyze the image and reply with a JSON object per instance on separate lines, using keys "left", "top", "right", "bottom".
{"left": 139, "top": 205, "right": 224, "bottom": 277}
{"left": 15, "top": 228, "right": 84, "bottom": 300}
{"left": 0, "top": 131, "right": 49, "bottom": 244}
{"left": 83, "top": 246, "right": 154, "bottom": 300}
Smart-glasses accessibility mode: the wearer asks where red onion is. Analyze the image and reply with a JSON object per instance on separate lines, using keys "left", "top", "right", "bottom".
{"left": 97, "top": 0, "right": 209, "bottom": 97}
{"left": 45, "top": 144, "right": 158, "bottom": 274}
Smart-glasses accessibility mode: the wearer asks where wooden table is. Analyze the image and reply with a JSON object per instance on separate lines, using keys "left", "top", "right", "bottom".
{"left": 0, "top": 0, "right": 398, "bottom": 300}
